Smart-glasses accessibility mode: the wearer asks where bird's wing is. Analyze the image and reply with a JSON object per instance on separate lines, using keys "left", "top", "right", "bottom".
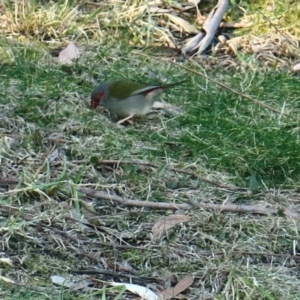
{"left": 109, "top": 81, "right": 161, "bottom": 100}
{"left": 131, "top": 85, "right": 162, "bottom": 96}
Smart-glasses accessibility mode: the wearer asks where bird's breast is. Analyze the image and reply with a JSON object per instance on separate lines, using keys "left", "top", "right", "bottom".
{"left": 107, "top": 94, "right": 155, "bottom": 117}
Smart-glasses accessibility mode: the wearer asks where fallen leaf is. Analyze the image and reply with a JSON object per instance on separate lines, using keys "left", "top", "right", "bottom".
{"left": 149, "top": 5, "right": 171, "bottom": 13}
{"left": 51, "top": 275, "right": 92, "bottom": 290}
{"left": 46, "top": 147, "right": 66, "bottom": 162}
{"left": 79, "top": 199, "right": 98, "bottom": 215}
{"left": 0, "top": 257, "right": 13, "bottom": 266}
{"left": 0, "top": 275, "right": 16, "bottom": 284}
{"left": 217, "top": 35, "right": 227, "bottom": 44}
{"left": 110, "top": 282, "right": 160, "bottom": 300}
{"left": 183, "top": 0, "right": 201, "bottom": 10}
{"left": 58, "top": 42, "right": 80, "bottom": 65}
{"left": 79, "top": 199, "right": 105, "bottom": 226}
{"left": 153, "top": 101, "right": 183, "bottom": 115}
{"left": 226, "top": 36, "right": 244, "bottom": 54}
{"left": 292, "top": 62, "right": 300, "bottom": 72}
{"left": 116, "top": 260, "right": 137, "bottom": 273}
{"left": 152, "top": 214, "right": 191, "bottom": 238}
{"left": 51, "top": 275, "right": 74, "bottom": 288}
{"left": 165, "top": 14, "right": 198, "bottom": 34}
{"left": 161, "top": 276, "right": 194, "bottom": 299}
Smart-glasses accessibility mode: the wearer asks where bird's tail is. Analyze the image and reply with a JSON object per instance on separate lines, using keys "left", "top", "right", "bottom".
{"left": 163, "top": 80, "right": 186, "bottom": 89}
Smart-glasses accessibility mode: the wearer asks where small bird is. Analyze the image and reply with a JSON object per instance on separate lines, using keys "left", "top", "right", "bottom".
{"left": 91, "top": 80, "right": 185, "bottom": 124}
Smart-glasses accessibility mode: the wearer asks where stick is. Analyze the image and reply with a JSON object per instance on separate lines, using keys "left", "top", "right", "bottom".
{"left": 79, "top": 188, "right": 300, "bottom": 219}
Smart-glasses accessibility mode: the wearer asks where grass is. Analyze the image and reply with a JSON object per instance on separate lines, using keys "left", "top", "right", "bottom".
{"left": 1, "top": 0, "right": 300, "bottom": 299}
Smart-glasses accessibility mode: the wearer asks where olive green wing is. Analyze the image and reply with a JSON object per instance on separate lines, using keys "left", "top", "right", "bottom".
{"left": 109, "top": 80, "right": 159, "bottom": 100}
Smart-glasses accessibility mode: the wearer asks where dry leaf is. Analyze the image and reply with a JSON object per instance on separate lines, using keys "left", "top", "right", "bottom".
{"left": 0, "top": 275, "right": 16, "bottom": 284}
{"left": 161, "top": 276, "right": 194, "bottom": 299}
{"left": 152, "top": 214, "right": 191, "bottom": 238}
{"left": 153, "top": 101, "right": 183, "bottom": 115}
{"left": 46, "top": 148, "right": 60, "bottom": 162}
{"left": 79, "top": 199, "right": 98, "bottom": 215}
{"left": 165, "top": 14, "right": 198, "bottom": 34}
{"left": 46, "top": 147, "right": 65, "bottom": 162}
{"left": 116, "top": 260, "right": 137, "bottom": 273}
{"left": 51, "top": 275, "right": 74, "bottom": 288}
{"left": 0, "top": 257, "right": 13, "bottom": 266}
{"left": 51, "top": 275, "right": 92, "bottom": 290}
{"left": 110, "top": 282, "right": 160, "bottom": 300}
{"left": 58, "top": 42, "right": 80, "bottom": 65}
{"left": 149, "top": 5, "right": 171, "bottom": 13}
{"left": 226, "top": 36, "right": 244, "bottom": 54}
{"left": 80, "top": 199, "right": 105, "bottom": 226}
{"left": 184, "top": 0, "right": 201, "bottom": 10}
{"left": 217, "top": 35, "right": 227, "bottom": 44}
{"left": 292, "top": 62, "right": 300, "bottom": 72}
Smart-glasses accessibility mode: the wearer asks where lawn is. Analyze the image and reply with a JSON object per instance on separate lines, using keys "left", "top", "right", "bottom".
{"left": 1, "top": 1, "right": 300, "bottom": 299}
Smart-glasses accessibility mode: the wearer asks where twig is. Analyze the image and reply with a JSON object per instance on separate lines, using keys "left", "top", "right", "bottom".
{"left": 182, "top": 0, "right": 229, "bottom": 55}
{"left": 198, "top": 250, "right": 300, "bottom": 260}
{"left": 80, "top": 187, "right": 190, "bottom": 209}
{"left": 70, "top": 269, "right": 163, "bottom": 283}
{"left": 0, "top": 176, "right": 19, "bottom": 184}
{"left": 219, "top": 21, "right": 253, "bottom": 28}
{"left": 79, "top": 187, "right": 300, "bottom": 219}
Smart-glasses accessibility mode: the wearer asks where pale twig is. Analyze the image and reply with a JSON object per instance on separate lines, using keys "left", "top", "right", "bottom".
{"left": 79, "top": 188, "right": 300, "bottom": 219}
{"left": 197, "top": 250, "right": 300, "bottom": 261}
{"left": 219, "top": 21, "right": 253, "bottom": 28}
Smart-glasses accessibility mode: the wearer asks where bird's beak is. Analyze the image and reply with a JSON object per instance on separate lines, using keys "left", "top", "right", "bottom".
{"left": 91, "top": 92, "right": 104, "bottom": 109}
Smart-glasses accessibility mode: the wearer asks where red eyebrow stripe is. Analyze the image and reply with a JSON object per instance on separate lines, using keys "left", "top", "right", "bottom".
{"left": 91, "top": 92, "right": 104, "bottom": 108}
{"left": 95, "top": 92, "right": 104, "bottom": 101}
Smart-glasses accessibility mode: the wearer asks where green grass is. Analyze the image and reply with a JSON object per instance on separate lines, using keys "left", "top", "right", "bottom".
{"left": 1, "top": 1, "right": 300, "bottom": 299}
{"left": 5, "top": 44, "right": 299, "bottom": 187}
{"left": 178, "top": 70, "right": 300, "bottom": 187}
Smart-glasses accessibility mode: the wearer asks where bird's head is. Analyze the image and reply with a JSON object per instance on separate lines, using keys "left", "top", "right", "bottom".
{"left": 91, "top": 83, "right": 109, "bottom": 109}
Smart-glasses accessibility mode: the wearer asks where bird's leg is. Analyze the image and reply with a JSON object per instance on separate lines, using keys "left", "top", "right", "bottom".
{"left": 117, "top": 115, "right": 135, "bottom": 125}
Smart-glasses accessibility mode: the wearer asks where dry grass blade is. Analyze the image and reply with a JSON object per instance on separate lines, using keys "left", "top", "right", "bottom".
{"left": 1, "top": 1, "right": 80, "bottom": 40}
